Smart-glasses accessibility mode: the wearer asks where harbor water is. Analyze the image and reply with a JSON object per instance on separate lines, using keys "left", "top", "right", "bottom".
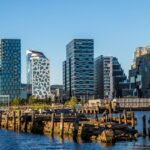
{"left": 0, "top": 111, "right": 150, "bottom": 150}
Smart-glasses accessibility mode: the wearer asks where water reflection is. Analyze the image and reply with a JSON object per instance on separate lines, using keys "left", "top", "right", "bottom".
{"left": 0, "top": 111, "right": 150, "bottom": 150}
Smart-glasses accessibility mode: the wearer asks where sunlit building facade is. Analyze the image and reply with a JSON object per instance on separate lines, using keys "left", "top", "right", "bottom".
{"left": 94, "top": 55, "right": 127, "bottom": 99}
{"left": 26, "top": 50, "right": 50, "bottom": 99}
{"left": 129, "top": 46, "right": 150, "bottom": 97}
{"left": 63, "top": 39, "right": 94, "bottom": 99}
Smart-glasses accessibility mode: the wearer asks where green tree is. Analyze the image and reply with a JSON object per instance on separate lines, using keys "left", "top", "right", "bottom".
{"left": 29, "top": 96, "right": 36, "bottom": 105}
{"left": 66, "top": 96, "right": 78, "bottom": 108}
{"left": 12, "top": 97, "right": 25, "bottom": 106}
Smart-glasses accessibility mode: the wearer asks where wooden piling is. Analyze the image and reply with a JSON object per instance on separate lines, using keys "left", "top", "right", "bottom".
{"left": 18, "top": 110, "right": 21, "bottom": 132}
{"left": 131, "top": 112, "right": 135, "bottom": 129}
{"left": 123, "top": 109, "right": 127, "bottom": 125}
{"left": 105, "top": 114, "right": 108, "bottom": 123}
{"left": 148, "top": 127, "right": 150, "bottom": 138}
{"left": 31, "top": 111, "right": 35, "bottom": 132}
{"left": 109, "top": 102, "right": 113, "bottom": 121}
{"left": 73, "top": 113, "right": 79, "bottom": 138}
{"left": 142, "top": 114, "right": 146, "bottom": 136}
{"left": 148, "top": 115, "right": 150, "bottom": 138}
{"left": 24, "top": 113, "right": 28, "bottom": 132}
{"left": 60, "top": 113, "right": 64, "bottom": 137}
{"left": 6, "top": 113, "right": 9, "bottom": 129}
{"left": 13, "top": 111, "right": 16, "bottom": 131}
{"left": 50, "top": 113, "right": 55, "bottom": 136}
{"left": 118, "top": 113, "right": 121, "bottom": 124}
{"left": 95, "top": 112, "right": 98, "bottom": 122}
{"left": 0, "top": 112, "right": 2, "bottom": 128}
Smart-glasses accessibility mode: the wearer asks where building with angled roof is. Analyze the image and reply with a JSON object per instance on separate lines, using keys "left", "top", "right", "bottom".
{"left": 26, "top": 50, "right": 50, "bottom": 99}
{"left": 129, "top": 46, "right": 150, "bottom": 97}
{"left": 94, "top": 55, "right": 127, "bottom": 99}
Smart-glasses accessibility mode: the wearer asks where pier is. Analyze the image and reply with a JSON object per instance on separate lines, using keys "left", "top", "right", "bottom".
{"left": 1, "top": 107, "right": 149, "bottom": 143}
{"left": 116, "top": 98, "right": 150, "bottom": 111}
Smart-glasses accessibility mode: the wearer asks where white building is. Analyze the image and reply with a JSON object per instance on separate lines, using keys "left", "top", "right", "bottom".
{"left": 26, "top": 50, "right": 50, "bottom": 99}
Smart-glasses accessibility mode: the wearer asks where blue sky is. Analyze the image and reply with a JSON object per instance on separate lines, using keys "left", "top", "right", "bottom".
{"left": 0, "top": 0, "right": 150, "bottom": 84}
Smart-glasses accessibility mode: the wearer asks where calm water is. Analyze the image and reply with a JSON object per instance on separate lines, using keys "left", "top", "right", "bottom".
{"left": 0, "top": 111, "right": 150, "bottom": 150}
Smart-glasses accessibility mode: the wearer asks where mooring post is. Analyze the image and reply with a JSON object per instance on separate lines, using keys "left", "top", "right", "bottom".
{"left": 123, "top": 109, "right": 127, "bottom": 125}
{"left": 0, "top": 112, "right": 2, "bottom": 128}
{"left": 148, "top": 127, "right": 150, "bottom": 138}
{"left": 31, "top": 111, "right": 35, "bottom": 132}
{"left": 50, "top": 113, "right": 55, "bottom": 136}
{"left": 13, "top": 111, "right": 16, "bottom": 131}
{"left": 24, "top": 113, "right": 28, "bottom": 133}
{"left": 95, "top": 111, "right": 98, "bottom": 122}
{"left": 148, "top": 115, "right": 150, "bottom": 138}
{"left": 118, "top": 113, "right": 121, "bottom": 124}
{"left": 60, "top": 113, "right": 64, "bottom": 137}
{"left": 106, "top": 114, "right": 108, "bottom": 123}
{"left": 18, "top": 110, "right": 21, "bottom": 132}
{"left": 73, "top": 113, "right": 79, "bottom": 139}
{"left": 131, "top": 112, "right": 135, "bottom": 129}
{"left": 109, "top": 102, "right": 113, "bottom": 121}
{"left": 142, "top": 114, "right": 146, "bottom": 136}
{"left": 6, "top": 112, "right": 9, "bottom": 129}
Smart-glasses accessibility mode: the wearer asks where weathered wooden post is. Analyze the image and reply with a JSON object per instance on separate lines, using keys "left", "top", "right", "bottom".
{"left": 6, "top": 112, "right": 9, "bottom": 129}
{"left": 118, "top": 113, "right": 121, "bottom": 124}
{"left": 24, "top": 113, "right": 28, "bottom": 132}
{"left": 142, "top": 114, "right": 146, "bottom": 136}
{"left": 13, "top": 111, "right": 16, "bottom": 131}
{"left": 95, "top": 111, "right": 98, "bottom": 122}
{"left": 18, "top": 110, "right": 21, "bottom": 132}
{"left": 109, "top": 102, "right": 113, "bottom": 121}
{"left": 31, "top": 111, "right": 35, "bottom": 132}
{"left": 148, "top": 115, "right": 150, "bottom": 138}
{"left": 60, "top": 113, "right": 64, "bottom": 137}
{"left": 0, "top": 112, "right": 2, "bottom": 128}
{"left": 50, "top": 113, "right": 55, "bottom": 136}
{"left": 106, "top": 114, "right": 108, "bottom": 123}
{"left": 131, "top": 112, "right": 135, "bottom": 129}
{"left": 123, "top": 109, "right": 127, "bottom": 125}
{"left": 148, "top": 127, "right": 150, "bottom": 138}
{"left": 73, "top": 113, "right": 79, "bottom": 139}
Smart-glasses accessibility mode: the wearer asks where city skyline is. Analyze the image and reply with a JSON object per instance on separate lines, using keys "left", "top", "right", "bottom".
{"left": 1, "top": 0, "right": 150, "bottom": 84}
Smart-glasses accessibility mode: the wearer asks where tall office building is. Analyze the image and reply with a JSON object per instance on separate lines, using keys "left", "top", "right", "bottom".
{"left": 129, "top": 46, "right": 150, "bottom": 97}
{"left": 63, "top": 39, "right": 94, "bottom": 99}
{"left": 94, "top": 55, "right": 104, "bottom": 99}
{"left": 26, "top": 50, "right": 50, "bottom": 99}
{"left": 94, "top": 55, "right": 127, "bottom": 99}
{"left": 0, "top": 39, "right": 21, "bottom": 100}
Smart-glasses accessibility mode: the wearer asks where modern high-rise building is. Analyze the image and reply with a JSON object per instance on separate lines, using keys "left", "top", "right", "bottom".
{"left": 129, "top": 46, "right": 150, "bottom": 98}
{"left": 26, "top": 50, "right": 50, "bottom": 99}
{"left": 94, "top": 55, "right": 127, "bottom": 99}
{"left": 63, "top": 39, "right": 94, "bottom": 99}
{"left": 0, "top": 39, "right": 21, "bottom": 100}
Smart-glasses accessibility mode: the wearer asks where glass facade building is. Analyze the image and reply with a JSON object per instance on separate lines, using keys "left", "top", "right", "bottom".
{"left": 0, "top": 39, "right": 21, "bottom": 100}
{"left": 129, "top": 46, "right": 150, "bottom": 98}
{"left": 63, "top": 39, "right": 94, "bottom": 99}
{"left": 94, "top": 55, "right": 126, "bottom": 99}
{"left": 26, "top": 50, "right": 50, "bottom": 99}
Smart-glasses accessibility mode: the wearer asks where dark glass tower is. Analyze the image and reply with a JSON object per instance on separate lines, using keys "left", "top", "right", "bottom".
{"left": 63, "top": 39, "right": 94, "bottom": 99}
{"left": 94, "top": 55, "right": 127, "bottom": 99}
{"left": 129, "top": 46, "right": 150, "bottom": 98}
{"left": 0, "top": 39, "right": 21, "bottom": 100}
